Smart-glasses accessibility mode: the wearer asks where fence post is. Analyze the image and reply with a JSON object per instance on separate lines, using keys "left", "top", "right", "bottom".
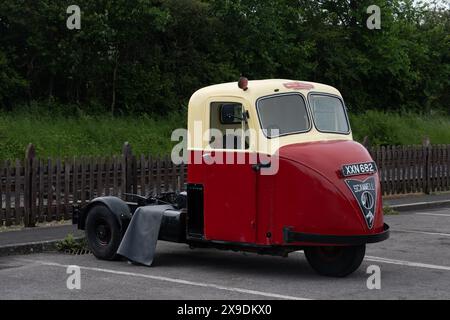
{"left": 122, "top": 142, "right": 133, "bottom": 196}
{"left": 362, "top": 136, "right": 371, "bottom": 149}
{"left": 423, "top": 137, "right": 431, "bottom": 194}
{"left": 24, "top": 144, "right": 36, "bottom": 227}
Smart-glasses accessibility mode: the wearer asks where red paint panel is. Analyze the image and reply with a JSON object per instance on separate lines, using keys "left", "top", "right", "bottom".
{"left": 187, "top": 140, "right": 385, "bottom": 247}
{"left": 255, "top": 172, "right": 276, "bottom": 245}
{"left": 189, "top": 151, "right": 257, "bottom": 243}
{"left": 283, "top": 82, "right": 314, "bottom": 90}
{"left": 269, "top": 140, "right": 384, "bottom": 245}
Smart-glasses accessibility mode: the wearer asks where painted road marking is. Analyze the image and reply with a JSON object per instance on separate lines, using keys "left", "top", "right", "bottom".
{"left": 295, "top": 252, "right": 450, "bottom": 272}
{"left": 364, "top": 256, "right": 450, "bottom": 271}
{"left": 392, "top": 201, "right": 450, "bottom": 209}
{"left": 394, "top": 229, "right": 450, "bottom": 237}
{"left": 415, "top": 212, "right": 450, "bottom": 217}
{"left": 19, "top": 258, "right": 309, "bottom": 300}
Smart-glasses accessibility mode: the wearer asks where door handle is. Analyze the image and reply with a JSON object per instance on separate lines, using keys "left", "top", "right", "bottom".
{"left": 202, "top": 153, "right": 212, "bottom": 161}
{"left": 252, "top": 162, "right": 271, "bottom": 172}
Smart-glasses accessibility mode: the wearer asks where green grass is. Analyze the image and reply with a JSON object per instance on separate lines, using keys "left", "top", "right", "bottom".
{"left": 383, "top": 205, "right": 400, "bottom": 216}
{"left": 0, "top": 109, "right": 186, "bottom": 159}
{"left": 0, "top": 107, "right": 449, "bottom": 160}
{"left": 350, "top": 110, "right": 450, "bottom": 146}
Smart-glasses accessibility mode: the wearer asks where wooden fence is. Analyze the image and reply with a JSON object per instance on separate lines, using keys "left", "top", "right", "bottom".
{"left": 367, "top": 142, "right": 450, "bottom": 196}
{"left": 1, "top": 141, "right": 449, "bottom": 227}
{"left": 0, "top": 143, "right": 187, "bottom": 227}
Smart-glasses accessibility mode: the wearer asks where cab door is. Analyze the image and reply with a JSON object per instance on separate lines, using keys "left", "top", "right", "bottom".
{"left": 202, "top": 98, "right": 257, "bottom": 243}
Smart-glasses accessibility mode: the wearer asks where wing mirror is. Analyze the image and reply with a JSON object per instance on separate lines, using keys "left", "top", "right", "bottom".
{"left": 220, "top": 104, "right": 249, "bottom": 124}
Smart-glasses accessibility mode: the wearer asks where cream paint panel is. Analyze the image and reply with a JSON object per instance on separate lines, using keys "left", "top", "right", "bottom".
{"left": 187, "top": 79, "right": 353, "bottom": 154}
{"left": 187, "top": 97, "right": 207, "bottom": 150}
{"left": 203, "top": 96, "right": 256, "bottom": 152}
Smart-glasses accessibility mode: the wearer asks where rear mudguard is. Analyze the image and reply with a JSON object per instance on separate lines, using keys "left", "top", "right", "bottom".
{"left": 77, "top": 196, "right": 132, "bottom": 231}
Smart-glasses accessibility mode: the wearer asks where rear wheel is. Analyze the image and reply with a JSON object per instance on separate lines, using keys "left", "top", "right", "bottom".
{"left": 304, "top": 245, "right": 366, "bottom": 277}
{"left": 85, "top": 205, "right": 122, "bottom": 260}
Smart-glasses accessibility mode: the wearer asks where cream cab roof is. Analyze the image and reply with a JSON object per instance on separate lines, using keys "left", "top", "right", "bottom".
{"left": 189, "top": 79, "right": 342, "bottom": 108}
{"left": 187, "top": 79, "right": 353, "bottom": 153}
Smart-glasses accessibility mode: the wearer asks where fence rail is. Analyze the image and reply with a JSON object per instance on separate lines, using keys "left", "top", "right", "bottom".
{"left": 367, "top": 143, "right": 450, "bottom": 195}
{"left": 1, "top": 141, "right": 450, "bottom": 227}
{"left": 0, "top": 143, "right": 187, "bottom": 227}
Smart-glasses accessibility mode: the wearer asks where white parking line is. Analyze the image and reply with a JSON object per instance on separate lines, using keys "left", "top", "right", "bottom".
{"left": 415, "top": 212, "right": 450, "bottom": 217}
{"left": 295, "top": 251, "right": 450, "bottom": 272}
{"left": 365, "top": 256, "right": 450, "bottom": 271}
{"left": 394, "top": 229, "right": 450, "bottom": 237}
{"left": 19, "top": 258, "right": 310, "bottom": 300}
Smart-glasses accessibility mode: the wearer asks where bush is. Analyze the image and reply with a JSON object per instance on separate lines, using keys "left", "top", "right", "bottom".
{"left": 0, "top": 0, "right": 448, "bottom": 115}
{"left": 56, "top": 234, "right": 87, "bottom": 251}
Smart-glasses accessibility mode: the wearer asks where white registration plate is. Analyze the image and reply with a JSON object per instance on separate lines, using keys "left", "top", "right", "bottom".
{"left": 342, "top": 162, "right": 377, "bottom": 177}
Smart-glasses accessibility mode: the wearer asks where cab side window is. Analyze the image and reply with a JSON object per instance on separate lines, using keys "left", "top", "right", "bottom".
{"left": 209, "top": 102, "right": 249, "bottom": 150}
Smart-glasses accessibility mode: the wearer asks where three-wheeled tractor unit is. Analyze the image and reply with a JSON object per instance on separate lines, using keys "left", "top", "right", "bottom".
{"left": 73, "top": 78, "right": 389, "bottom": 277}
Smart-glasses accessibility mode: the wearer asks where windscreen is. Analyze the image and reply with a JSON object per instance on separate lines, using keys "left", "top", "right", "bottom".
{"left": 310, "top": 94, "right": 349, "bottom": 133}
{"left": 257, "top": 94, "right": 310, "bottom": 138}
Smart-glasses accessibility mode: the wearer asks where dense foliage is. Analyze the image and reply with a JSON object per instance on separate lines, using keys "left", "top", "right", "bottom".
{"left": 0, "top": 0, "right": 448, "bottom": 115}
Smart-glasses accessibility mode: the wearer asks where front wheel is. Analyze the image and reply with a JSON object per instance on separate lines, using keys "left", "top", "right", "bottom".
{"left": 304, "top": 245, "right": 366, "bottom": 277}
{"left": 85, "top": 205, "right": 122, "bottom": 260}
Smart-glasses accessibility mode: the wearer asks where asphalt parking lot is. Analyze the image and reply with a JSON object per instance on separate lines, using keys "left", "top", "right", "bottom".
{"left": 1, "top": 207, "right": 449, "bottom": 300}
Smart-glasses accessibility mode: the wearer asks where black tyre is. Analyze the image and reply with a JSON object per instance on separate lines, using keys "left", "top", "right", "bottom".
{"left": 304, "top": 245, "right": 366, "bottom": 277}
{"left": 85, "top": 205, "right": 122, "bottom": 260}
